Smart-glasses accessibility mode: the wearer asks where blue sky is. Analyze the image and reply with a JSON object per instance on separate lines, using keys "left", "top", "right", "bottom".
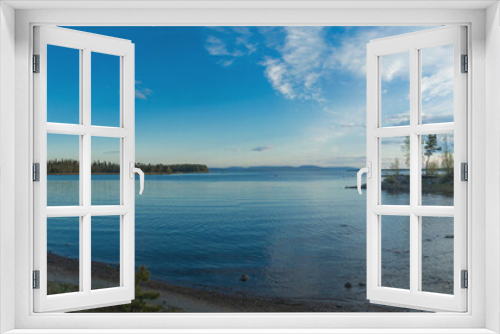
{"left": 47, "top": 26, "right": 454, "bottom": 168}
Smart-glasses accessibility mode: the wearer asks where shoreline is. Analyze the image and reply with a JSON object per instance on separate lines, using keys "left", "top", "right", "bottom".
{"left": 48, "top": 253, "right": 420, "bottom": 313}
{"left": 345, "top": 174, "right": 453, "bottom": 196}
{"left": 48, "top": 172, "right": 209, "bottom": 176}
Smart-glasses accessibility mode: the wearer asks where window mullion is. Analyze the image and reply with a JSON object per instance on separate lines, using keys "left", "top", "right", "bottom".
{"left": 409, "top": 47, "right": 420, "bottom": 294}
{"left": 82, "top": 48, "right": 92, "bottom": 294}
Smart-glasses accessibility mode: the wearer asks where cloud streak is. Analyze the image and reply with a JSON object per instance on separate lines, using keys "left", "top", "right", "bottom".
{"left": 325, "top": 26, "right": 428, "bottom": 78}
{"left": 332, "top": 122, "right": 366, "bottom": 129}
{"left": 205, "top": 28, "right": 257, "bottom": 67}
{"left": 260, "top": 27, "right": 329, "bottom": 101}
{"left": 204, "top": 26, "right": 430, "bottom": 105}
{"left": 135, "top": 81, "right": 154, "bottom": 100}
{"left": 251, "top": 146, "right": 272, "bottom": 152}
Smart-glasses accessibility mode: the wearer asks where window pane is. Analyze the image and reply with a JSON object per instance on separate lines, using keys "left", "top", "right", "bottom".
{"left": 421, "top": 134, "right": 454, "bottom": 206}
{"left": 92, "top": 52, "right": 120, "bottom": 127}
{"left": 421, "top": 217, "right": 454, "bottom": 294}
{"left": 47, "top": 134, "right": 80, "bottom": 206}
{"left": 381, "top": 52, "right": 410, "bottom": 127}
{"left": 47, "top": 45, "right": 80, "bottom": 124}
{"left": 91, "top": 216, "right": 120, "bottom": 290}
{"left": 381, "top": 137, "right": 410, "bottom": 205}
{"left": 92, "top": 137, "right": 121, "bottom": 205}
{"left": 47, "top": 217, "right": 80, "bottom": 295}
{"left": 421, "top": 45, "right": 454, "bottom": 124}
{"left": 381, "top": 215, "right": 410, "bottom": 290}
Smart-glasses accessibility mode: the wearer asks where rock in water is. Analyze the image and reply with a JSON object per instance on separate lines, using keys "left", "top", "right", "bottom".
{"left": 240, "top": 274, "right": 249, "bottom": 282}
{"left": 344, "top": 282, "right": 353, "bottom": 289}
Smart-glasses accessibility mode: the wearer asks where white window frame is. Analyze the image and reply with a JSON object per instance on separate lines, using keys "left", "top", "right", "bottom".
{"left": 33, "top": 26, "right": 136, "bottom": 313}
{"left": 365, "top": 26, "right": 468, "bottom": 312}
{"left": 1, "top": 1, "right": 499, "bottom": 333}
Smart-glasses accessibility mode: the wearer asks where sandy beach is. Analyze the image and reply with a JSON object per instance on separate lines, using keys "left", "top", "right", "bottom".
{"left": 47, "top": 252, "right": 420, "bottom": 313}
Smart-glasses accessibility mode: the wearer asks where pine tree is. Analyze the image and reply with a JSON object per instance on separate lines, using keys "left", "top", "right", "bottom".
{"left": 401, "top": 136, "right": 410, "bottom": 168}
{"left": 441, "top": 134, "right": 454, "bottom": 176}
{"left": 424, "top": 135, "right": 442, "bottom": 175}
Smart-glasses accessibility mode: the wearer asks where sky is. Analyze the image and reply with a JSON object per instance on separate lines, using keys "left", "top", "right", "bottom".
{"left": 46, "top": 26, "right": 454, "bottom": 168}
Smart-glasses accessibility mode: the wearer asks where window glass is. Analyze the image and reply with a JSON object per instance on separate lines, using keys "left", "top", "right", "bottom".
{"left": 421, "top": 134, "right": 454, "bottom": 206}
{"left": 92, "top": 137, "right": 121, "bottom": 206}
{"left": 92, "top": 216, "right": 121, "bottom": 290}
{"left": 421, "top": 45, "right": 454, "bottom": 124}
{"left": 381, "top": 215, "right": 410, "bottom": 290}
{"left": 47, "top": 133, "right": 80, "bottom": 206}
{"left": 92, "top": 52, "right": 120, "bottom": 127}
{"left": 421, "top": 217, "right": 454, "bottom": 294}
{"left": 47, "top": 45, "right": 80, "bottom": 124}
{"left": 47, "top": 217, "right": 80, "bottom": 295}
{"left": 381, "top": 137, "right": 410, "bottom": 205}
{"left": 381, "top": 52, "right": 410, "bottom": 127}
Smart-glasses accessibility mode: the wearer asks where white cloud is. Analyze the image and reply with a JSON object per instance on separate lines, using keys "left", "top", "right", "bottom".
{"left": 260, "top": 26, "right": 430, "bottom": 102}
{"left": 310, "top": 125, "right": 351, "bottom": 143}
{"left": 205, "top": 35, "right": 244, "bottom": 57}
{"left": 333, "top": 122, "right": 366, "bottom": 129}
{"left": 236, "top": 36, "right": 257, "bottom": 54}
{"left": 205, "top": 28, "right": 258, "bottom": 67}
{"left": 218, "top": 59, "right": 236, "bottom": 67}
{"left": 422, "top": 68, "right": 453, "bottom": 100}
{"left": 325, "top": 26, "right": 430, "bottom": 78}
{"left": 421, "top": 45, "right": 454, "bottom": 106}
{"left": 205, "top": 27, "right": 331, "bottom": 102}
{"left": 382, "top": 112, "right": 410, "bottom": 126}
{"left": 261, "top": 58, "right": 296, "bottom": 99}
{"left": 260, "top": 27, "right": 330, "bottom": 101}
{"left": 135, "top": 82, "right": 154, "bottom": 100}
{"left": 204, "top": 26, "right": 444, "bottom": 112}
{"left": 380, "top": 52, "right": 409, "bottom": 82}
{"left": 421, "top": 97, "right": 454, "bottom": 123}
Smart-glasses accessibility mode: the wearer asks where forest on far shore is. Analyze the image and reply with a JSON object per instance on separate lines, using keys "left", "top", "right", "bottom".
{"left": 47, "top": 159, "right": 209, "bottom": 175}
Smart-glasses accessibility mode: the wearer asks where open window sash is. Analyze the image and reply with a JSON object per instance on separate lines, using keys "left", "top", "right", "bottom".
{"left": 365, "top": 26, "right": 467, "bottom": 312}
{"left": 33, "top": 26, "right": 136, "bottom": 312}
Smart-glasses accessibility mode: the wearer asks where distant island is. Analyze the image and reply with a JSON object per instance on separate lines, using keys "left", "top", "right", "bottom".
{"left": 381, "top": 171, "right": 453, "bottom": 196}
{"left": 47, "top": 159, "right": 209, "bottom": 175}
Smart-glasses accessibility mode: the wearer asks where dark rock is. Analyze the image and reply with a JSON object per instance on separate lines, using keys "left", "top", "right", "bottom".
{"left": 344, "top": 282, "right": 353, "bottom": 289}
{"left": 240, "top": 274, "right": 249, "bottom": 282}
{"left": 444, "top": 235, "right": 454, "bottom": 239}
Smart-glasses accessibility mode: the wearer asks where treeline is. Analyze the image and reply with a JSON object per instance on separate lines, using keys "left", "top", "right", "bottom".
{"left": 47, "top": 159, "right": 209, "bottom": 175}
{"left": 135, "top": 163, "right": 208, "bottom": 174}
{"left": 47, "top": 159, "right": 79, "bottom": 175}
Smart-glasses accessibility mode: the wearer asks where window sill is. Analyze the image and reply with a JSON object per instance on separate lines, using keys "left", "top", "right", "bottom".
{"left": 4, "top": 329, "right": 498, "bottom": 334}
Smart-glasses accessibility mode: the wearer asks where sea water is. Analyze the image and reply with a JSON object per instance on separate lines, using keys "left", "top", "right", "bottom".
{"left": 47, "top": 167, "right": 454, "bottom": 305}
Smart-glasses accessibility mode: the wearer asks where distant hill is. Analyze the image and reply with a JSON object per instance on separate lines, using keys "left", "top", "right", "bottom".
{"left": 210, "top": 165, "right": 358, "bottom": 171}
{"left": 47, "top": 159, "right": 208, "bottom": 175}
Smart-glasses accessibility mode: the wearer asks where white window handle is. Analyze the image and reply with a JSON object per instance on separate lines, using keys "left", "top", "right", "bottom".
{"left": 129, "top": 162, "right": 145, "bottom": 195}
{"left": 357, "top": 162, "right": 372, "bottom": 195}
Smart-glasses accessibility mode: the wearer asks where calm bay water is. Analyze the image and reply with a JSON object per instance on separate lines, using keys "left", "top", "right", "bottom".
{"left": 47, "top": 168, "right": 454, "bottom": 305}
